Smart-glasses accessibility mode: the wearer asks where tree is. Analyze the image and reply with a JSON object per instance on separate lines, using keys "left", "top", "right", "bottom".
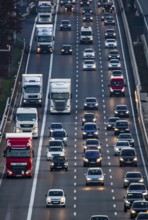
{"left": 0, "top": 0, "right": 22, "bottom": 46}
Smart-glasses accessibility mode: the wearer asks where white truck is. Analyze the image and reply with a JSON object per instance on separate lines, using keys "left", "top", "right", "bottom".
{"left": 49, "top": 79, "right": 72, "bottom": 114}
{"left": 15, "top": 108, "right": 39, "bottom": 138}
{"left": 37, "top": 1, "right": 56, "bottom": 15}
{"left": 35, "top": 24, "right": 54, "bottom": 53}
{"left": 22, "top": 74, "right": 43, "bottom": 106}
{"left": 37, "top": 12, "right": 52, "bottom": 24}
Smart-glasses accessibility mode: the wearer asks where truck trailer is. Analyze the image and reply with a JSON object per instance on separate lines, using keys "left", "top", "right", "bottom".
{"left": 49, "top": 79, "right": 72, "bottom": 114}
{"left": 22, "top": 73, "right": 43, "bottom": 106}
{"left": 4, "top": 133, "right": 33, "bottom": 178}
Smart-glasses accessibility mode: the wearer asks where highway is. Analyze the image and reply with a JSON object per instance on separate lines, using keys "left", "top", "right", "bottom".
{"left": 0, "top": 0, "right": 148, "bottom": 220}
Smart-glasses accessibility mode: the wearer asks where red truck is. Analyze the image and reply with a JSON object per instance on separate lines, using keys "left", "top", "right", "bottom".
{"left": 108, "top": 76, "right": 126, "bottom": 97}
{"left": 4, "top": 133, "right": 34, "bottom": 178}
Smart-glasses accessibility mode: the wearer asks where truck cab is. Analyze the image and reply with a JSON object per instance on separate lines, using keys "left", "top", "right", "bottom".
{"left": 4, "top": 133, "right": 33, "bottom": 178}
{"left": 15, "top": 108, "right": 38, "bottom": 138}
{"left": 108, "top": 76, "right": 126, "bottom": 97}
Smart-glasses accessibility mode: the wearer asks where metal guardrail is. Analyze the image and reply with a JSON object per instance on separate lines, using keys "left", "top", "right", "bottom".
{"left": 0, "top": 40, "right": 26, "bottom": 143}
{"left": 117, "top": 0, "right": 148, "bottom": 153}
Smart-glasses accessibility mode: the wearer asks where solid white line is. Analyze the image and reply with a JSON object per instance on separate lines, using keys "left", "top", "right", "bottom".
{"left": 26, "top": 1, "right": 59, "bottom": 220}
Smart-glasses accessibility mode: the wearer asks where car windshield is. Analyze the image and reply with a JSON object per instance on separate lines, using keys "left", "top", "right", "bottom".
{"left": 86, "top": 140, "right": 99, "bottom": 145}
{"left": 85, "top": 151, "right": 100, "bottom": 158}
{"left": 137, "top": 213, "right": 148, "bottom": 219}
{"left": 122, "top": 150, "right": 135, "bottom": 156}
{"left": 16, "top": 113, "right": 37, "bottom": 121}
{"left": 91, "top": 217, "right": 109, "bottom": 220}
{"left": 127, "top": 193, "right": 143, "bottom": 199}
{"left": 85, "top": 49, "right": 93, "bottom": 53}
{"left": 116, "top": 142, "right": 129, "bottom": 146}
{"left": 116, "top": 106, "right": 127, "bottom": 110}
{"left": 52, "top": 131, "right": 66, "bottom": 137}
{"left": 51, "top": 124, "right": 62, "bottom": 129}
{"left": 85, "top": 114, "right": 94, "bottom": 119}
{"left": 120, "top": 134, "right": 131, "bottom": 139}
{"left": 62, "top": 20, "right": 69, "bottom": 24}
{"left": 129, "top": 185, "right": 145, "bottom": 190}
{"left": 86, "top": 98, "right": 96, "bottom": 102}
{"left": 84, "top": 125, "right": 97, "bottom": 130}
{"left": 49, "top": 147, "right": 62, "bottom": 152}
{"left": 111, "top": 80, "right": 124, "bottom": 86}
{"left": 108, "top": 118, "right": 118, "bottom": 122}
{"left": 126, "top": 173, "right": 141, "bottom": 178}
{"left": 53, "top": 156, "right": 65, "bottom": 161}
{"left": 24, "top": 85, "right": 40, "bottom": 93}
{"left": 85, "top": 61, "right": 94, "bottom": 64}
{"left": 133, "top": 202, "right": 148, "bottom": 208}
{"left": 49, "top": 191, "right": 63, "bottom": 196}
{"left": 48, "top": 141, "right": 63, "bottom": 147}
{"left": 6, "top": 149, "right": 31, "bottom": 158}
{"left": 117, "top": 122, "right": 128, "bottom": 126}
{"left": 88, "top": 169, "right": 102, "bottom": 175}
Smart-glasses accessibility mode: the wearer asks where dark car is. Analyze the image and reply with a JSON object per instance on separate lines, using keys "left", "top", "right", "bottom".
{"left": 82, "top": 122, "right": 99, "bottom": 139}
{"left": 50, "top": 155, "right": 68, "bottom": 171}
{"left": 123, "top": 171, "right": 144, "bottom": 188}
{"left": 119, "top": 148, "right": 138, "bottom": 167}
{"left": 127, "top": 183, "right": 148, "bottom": 200}
{"left": 61, "top": 44, "right": 72, "bottom": 55}
{"left": 105, "top": 29, "right": 116, "bottom": 39}
{"left": 60, "top": 20, "right": 71, "bottom": 30}
{"left": 64, "top": 3, "right": 74, "bottom": 12}
{"left": 123, "top": 192, "right": 145, "bottom": 212}
{"left": 114, "top": 104, "right": 130, "bottom": 117}
{"left": 101, "top": 12, "right": 111, "bottom": 21}
{"left": 48, "top": 123, "right": 64, "bottom": 136}
{"left": 106, "top": 116, "right": 120, "bottom": 130}
{"left": 98, "top": 0, "right": 109, "bottom": 7}
{"left": 114, "top": 120, "right": 130, "bottom": 135}
{"left": 108, "top": 50, "right": 120, "bottom": 60}
{"left": 102, "top": 2, "right": 114, "bottom": 13}
{"left": 82, "top": 150, "right": 102, "bottom": 167}
{"left": 83, "top": 139, "right": 102, "bottom": 152}
{"left": 49, "top": 129, "right": 68, "bottom": 146}
{"left": 82, "top": 6, "right": 93, "bottom": 14}
{"left": 60, "top": 0, "right": 71, "bottom": 6}
{"left": 104, "top": 16, "right": 115, "bottom": 25}
{"left": 80, "top": 0, "right": 90, "bottom": 7}
{"left": 136, "top": 212, "right": 148, "bottom": 220}
{"left": 84, "top": 97, "right": 99, "bottom": 110}
{"left": 81, "top": 113, "right": 97, "bottom": 125}
{"left": 130, "top": 201, "right": 148, "bottom": 219}
{"left": 83, "top": 12, "right": 93, "bottom": 22}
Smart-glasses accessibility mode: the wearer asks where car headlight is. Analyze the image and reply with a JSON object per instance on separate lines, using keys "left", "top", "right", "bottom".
{"left": 95, "top": 103, "right": 98, "bottom": 106}
{"left": 97, "top": 158, "right": 101, "bottom": 162}
{"left": 60, "top": 197, "right": 65, "bottom": 203}
{"left": 68, "top": 24, "right": 71, "bottom": 27}
{"left": 126, "top": 111, "right": 129, "bottom": 114}
{"left": 139, "top": 178, "right": 144, "bottom": 183}
{"left": 94, "top": 132, "right": 98, "bottom": 135}
{"left": 61, "top": 49, "right": 64, "bottom": 51}
{"left": 84, "top": 158, "right": 88, "bottom": 162}
{"left": 115, "top": 111, "right": 118, "bottom": 114}
{"left": 64, "top": 162, "right": 68, "bottom": 166}
{"left": 133, "top": 157, "right": 138, "bottom": 161}
{"left": 33, "top": 128, "right": 38, "bottom": 133}
{"left": 131, "top": 210, "right": 136, "bottom": 214}
{"left": 93, "top": 119, "right": 96, "bottom": 122}
{"left": 120, "top": 158, "right": 124, "bottom": 161}
{"left": 26, "top": 170, "right": 31, "bottom": 174}
{"left": 83, "top": 132, "right": 87, "bottom": 135}
{"left": 63, "top": 137, "right": 67, "bottom": 141}
{"left": 86, "top": 177, "right": 91, "bottom": 181}
{"left": 47, "top": 197, "right": 51, "bottom": 202}
{"left": 50, "top": 162, "right": 54, "bottom": 166}
{"left": 124, "top": 179, "right": 129, "bottom": 183}
{"left": 115, "top": 128, "right": 118, "bottom": 131}
{"left": 99, "top": 177, "right": 104, "bottom": 181}
{"left": 110, "top": 88, "right": 114, "bottom": 92}
{"left": 60, "top": 25, "right": 63, "bottom": 27}
{"left": 16, "top": 128, "right": 21, "bottom": 133}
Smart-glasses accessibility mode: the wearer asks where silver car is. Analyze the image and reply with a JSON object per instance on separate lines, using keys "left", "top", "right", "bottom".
{"left": 46, "top": 189, "right": 66, "bottom": 207}
{"left": 105, "top": 39, "right": 117, "bottom": 48}
{"left": 108, "top": 59, "right": 121, "bottom": 70}
{"left": 83, "top": 60, "right": 96, "bottom": 70}
{"left": 85, "top": 167, "right": 105, "bottom": 186}
{"left": 113, "top": 140, "right": 131, "bottom": 156}
{"left": 117, "top": 133, "right": 135, "bottom": 147}
{"left": 83, "top": 48, "right": 95, "bottom": 59}
{"left": 46, "top": 146, "right": 65, "bottom": 160}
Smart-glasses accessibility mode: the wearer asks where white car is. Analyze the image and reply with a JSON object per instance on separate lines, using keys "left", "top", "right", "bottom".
{"left": 46, "top": 146, "right": 65, "bottom": 160}
{"left": 113, "top": 140, "right": 131, "bottom": 156}
{"left": 85, "top": 167, "right": 105, "bottom": 186}
{"left": 83, "top": 60, "right": 96, "bottom": 70}
{"left": 46, "top": 189, "right": 66, "bottom": 207}
{"left": 108, "top": 59, "right": 121, "bottom": 70}
{"left": 105, "top": 39, "right": 117, "bottom": 48}
{"left": 83, "top": 48, "right": 95, "bottom": 59}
